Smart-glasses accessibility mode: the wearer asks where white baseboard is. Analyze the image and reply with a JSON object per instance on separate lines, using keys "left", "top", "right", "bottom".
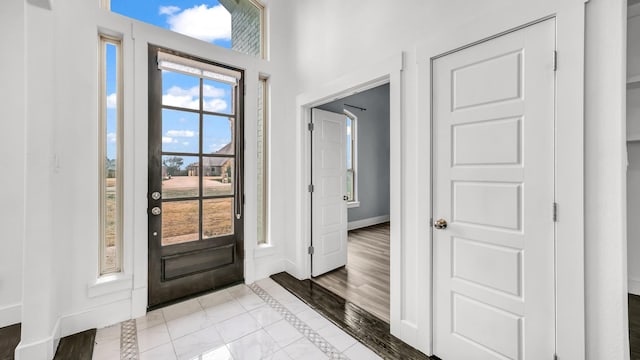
{"left": 630, "top": 277, "right": 640, "bottom": 295}
{"left": 59, "top": 297, "right": 132, "bottom": 338}
{"left": 131, "top": 287, "right": 147, "bottom": 319}
{"left": 0, "top": 302, "right": 21, "bottom": 327}
{"left": 284, "top": 259, "right": 305, "bottom": 280}
{"left": 253, "top": 257, "right": 286, "bottom": 283}
{"left": 348, "top": 214, "right": 390, "bottom": 231}
{"left": 14, "top": 317, "right": 60, "bottom": 360}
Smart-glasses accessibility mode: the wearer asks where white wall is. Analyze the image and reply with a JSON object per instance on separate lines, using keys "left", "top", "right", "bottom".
{"left": 628, "top": 4, "right": 640, "bottom": 296}
{"left": 290, "top": 0, "right": 629, "bottom": 358}
{"left": 585, "top": 0, "right": 629, "bottom": 359}
{"left": 0, "top": 0, "right": 25, "bottom": 328}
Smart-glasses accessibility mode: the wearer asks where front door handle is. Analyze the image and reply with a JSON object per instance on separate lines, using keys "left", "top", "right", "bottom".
{"left": 434, "top": 218, "right": 448, "bottom": 229}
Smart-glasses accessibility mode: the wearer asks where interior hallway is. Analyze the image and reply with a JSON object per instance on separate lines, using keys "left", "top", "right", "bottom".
{"left": 312, "top": 223, "right": 390, "bottom": 323}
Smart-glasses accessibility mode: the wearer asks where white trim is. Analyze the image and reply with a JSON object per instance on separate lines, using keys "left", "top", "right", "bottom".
{"left": 347, "top": 201, "right": 360, "bottom": 209}
{"left": 416, "top": 1, "right": 585, "bottom": 358}
{"left": 126, "top": 13, "right": 277, "bottom": 312}
{"left": 294, "top": 52, "right": 407, "bottom": 346}
{"left": 0, "top": 303, "right": 21, "bottom": 328}
{"left": 344, "top": 109, "right": 358, "bottom": 204}
{"left": 254, "top": 244, "right": 277, "bottom": 258}
{"left": 630, "top": 277, "right": 640, "bottom": 296}
{"left": 58, "top": 298, "right": 131, "bottom": 338}
{"left": 88, "top": 273, "right": 133, "bottom": 298}
{"left": 348, "top": 215, "right": 390, "bottom": 231}
{"left": 14, "top": 317, "right": 60, "bottom": 360}
{"left": 98, "top": 34, "right": 124, "bottom": 276}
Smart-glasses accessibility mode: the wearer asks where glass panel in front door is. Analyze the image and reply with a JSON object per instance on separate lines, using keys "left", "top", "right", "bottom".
{"left": 159, "top": 68, "right": 237, "bottom": 246}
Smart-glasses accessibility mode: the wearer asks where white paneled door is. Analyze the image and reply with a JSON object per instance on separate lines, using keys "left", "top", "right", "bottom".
{"left": 311, "top": 108, "right": 348, "bottom": 277}
{"left": 432, "top": 19, "right": 556, "bottom": 360}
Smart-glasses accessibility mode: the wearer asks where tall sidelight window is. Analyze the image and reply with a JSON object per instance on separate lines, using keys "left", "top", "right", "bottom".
{"left": 99, "top": 35, "right": 123, "bottom": 275}
{"left": 346, "top": 111, "right": 357, "bottom": 203}
{"left": 105, "top": 0, "right": 265, "bottom": 58}
{"left": 257, "top": 77, "right": 268, "bottom": 244}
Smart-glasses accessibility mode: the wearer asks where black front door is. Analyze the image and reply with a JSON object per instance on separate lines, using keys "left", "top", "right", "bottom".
{"left": 148, "top": 46, "right": 244, "bottom": 308}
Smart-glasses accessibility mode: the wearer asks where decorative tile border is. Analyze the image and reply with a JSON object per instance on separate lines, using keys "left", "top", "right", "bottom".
{"left": 112, "top": 283, "right": 349, "bottom": 360}
{"left": 120, "top": 319, "right": 139, "bottom": 360}
{"left": 249, "top": 283, "right": 350, "bottom": 360}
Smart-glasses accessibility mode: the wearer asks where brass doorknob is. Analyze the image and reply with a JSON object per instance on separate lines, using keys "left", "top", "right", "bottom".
{"left": 434, "top": 218, "right": 448, "bottom": 229}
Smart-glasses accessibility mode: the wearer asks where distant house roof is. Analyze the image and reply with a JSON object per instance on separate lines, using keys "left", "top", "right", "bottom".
{"left": 188, "top": 142, "right": 233, "bottom": 168}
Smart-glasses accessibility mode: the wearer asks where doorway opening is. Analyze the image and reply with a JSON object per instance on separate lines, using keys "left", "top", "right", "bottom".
{"left": 147, "top": 46, "right": 245, "bottom": 309}
{"left": 310, "top": 84, "right": 391, "bottom": 323}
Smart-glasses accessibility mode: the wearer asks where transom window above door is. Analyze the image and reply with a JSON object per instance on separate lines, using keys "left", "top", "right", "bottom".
{"left": 104, "top": 0, "right": 265, "bottom": 58}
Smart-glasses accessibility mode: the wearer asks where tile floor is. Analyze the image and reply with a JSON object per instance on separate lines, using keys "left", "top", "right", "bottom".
{"left": 92, "top": 278, "right": 381, "bottom": 360}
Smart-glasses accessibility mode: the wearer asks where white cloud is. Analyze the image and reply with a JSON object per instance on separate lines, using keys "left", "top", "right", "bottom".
{"left": 159, "top": 5, "right": 180, "bottom": 16}
{"left": 163, "top": 4, "right": 231, "bottom": 43}
{"left": 163, "top": 85, "right": 228, "bottom": 112}
{"left": 182, "top": 142, "right": 190, "bottom": 146}
{"left": 166, "top": 86, "right": 196, "bottom": 97}
{"left": 162, "top": 94, "right": 199, "bottom": 109}
{"left": 204, "top": 99, "right": 228, "bottom": 112}
{"left": 107, "top": 132, "right": 117, "bottom": 143}
{"left": 166, "top": 130, "right": 196, "bottom": 137}
{"left": 203, "top": 84, "right": 225, "bottom": 98}
{"left": 162, "top": 136, "right": 175, "bottom": 144}
{"left": 166, "top": 85, "right": 224, "bottom": 98}
{"left": 106, "top": 93, "right": 117, "bottom": 109}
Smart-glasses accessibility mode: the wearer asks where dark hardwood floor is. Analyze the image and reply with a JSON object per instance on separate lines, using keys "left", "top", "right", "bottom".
{"left": 0, "top": 323, "right": 20, "bottom": 360}
{"left": 312, "top": 222, "right": 390, "bottom": 323}
{"left": 271, "top": 272, "right": 432, "bottom": 360}
{"left": 53, "top": 328, "right": 96, "bottom": 360}
{"left": 631, "top": 294, "right": 640, "bottom": 360}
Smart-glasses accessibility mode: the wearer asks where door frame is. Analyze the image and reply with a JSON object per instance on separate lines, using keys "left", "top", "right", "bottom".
{"left": 294, "top": 53, "right": 409, "bottom": 343}
{"left": 130, "top": 21, "right": 271, "bottom": 317}
{"left": 417, "top": 2, "right": 586, "bottom": 358}
{"left": 146, "top": 45, "right": 245, "bottom": 309}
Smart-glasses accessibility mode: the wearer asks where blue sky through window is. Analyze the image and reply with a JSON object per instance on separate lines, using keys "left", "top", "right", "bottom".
{"left": 105, "top": 43, "right": 117, "bottom": 161}
{"left": 105, "top": 2, "right": 236, "bottom": 161}
{"left": 160, "top": 72, "right": 235, "bottom": 163}
{"left": 110, "top": 1, "right": 232, "bottom": 49}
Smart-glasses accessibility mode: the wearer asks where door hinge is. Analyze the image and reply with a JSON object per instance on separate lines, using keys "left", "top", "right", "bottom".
{"left": 308, "top": 122, "right": 314, "bottom": 131}
{"left": 308, "top": 184, "right": 314, "bottom": 193}
{"left": 429, "top": 217, "right": 433, "bottom": 228}
{"left": 553, "top": 202, "right": 558, "bottom": 222}
{"left": 243, "top": 84, "right": 246, "bottom": 95}
{"left": 553, "top": 50, "right": 558, "bottom": 71}
{"left": 308, "top": 246, "right": 314, "bottom": 255}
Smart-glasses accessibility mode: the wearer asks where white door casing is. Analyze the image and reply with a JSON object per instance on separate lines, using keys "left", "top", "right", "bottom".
{"left": 433, "top": 19, "right": 555, "bottom": 360}
{"left": 311, "top": 108, "right": 348, "bottom": 277}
